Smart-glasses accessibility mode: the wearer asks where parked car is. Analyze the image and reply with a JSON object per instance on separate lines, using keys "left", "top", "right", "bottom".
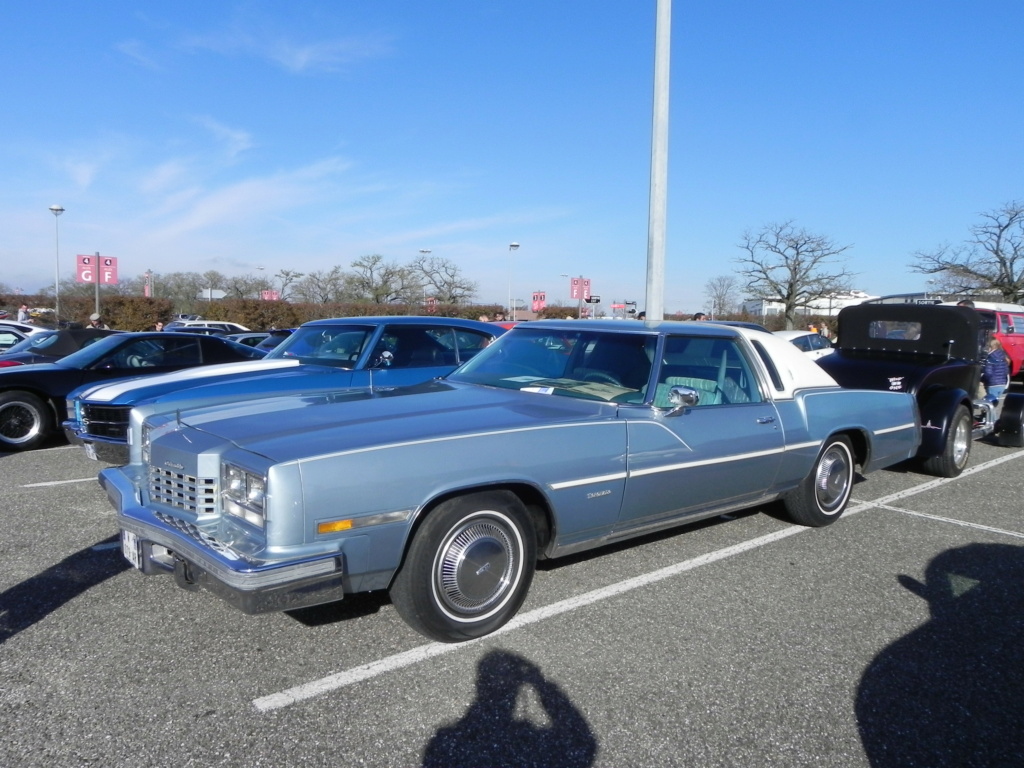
{"left": 170, "top": 326, "right": 230, "bottom": 336}
{"left": 225, "top": 332, "right": 271, "bottom": 347}
{"left": 98, "top": 320, "right": 919, "bottom": 642}
{"left": 254, "top": 328, "right": 293, "bottom": 352}
{"left": 816, "top": 303, "right": 1024, "bottom": 478}
{"left": 775, "top": 330, "right": 835, "bottom": 359}
{"left": 0, "top": 321, "right": 49, "bottom": 352}
{"left": 0, "top": 328, "right": 121, "bottom": 366}
{"left": 165, "top": 320, "right": 250, "bottom": 333}
{"left": 65, "top": 317, "right": 504, "bottom": 464}
{"left": 0, "top": 332, "right": 265, "bottom": 452}
{"left": 951, "top": 301, "right": 1024, "bottom": 379}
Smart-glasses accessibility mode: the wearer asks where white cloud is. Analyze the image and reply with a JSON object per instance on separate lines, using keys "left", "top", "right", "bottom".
{"left": 193, "top": 116, "right": 255, "bottom": 159}
{"left": 115, "top": 39, "right": 161, "bottom": 70}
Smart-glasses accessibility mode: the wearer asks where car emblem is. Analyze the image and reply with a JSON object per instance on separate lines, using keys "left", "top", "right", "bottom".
{"left": 164, "top": 461, "right": 184, "bottom": 470}
{"left": 887, "top": 376, "right": 904, "bottom": 391}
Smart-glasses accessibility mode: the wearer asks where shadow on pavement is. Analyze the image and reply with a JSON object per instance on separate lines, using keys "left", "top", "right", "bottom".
{"left": 856, "top": 542, "right": 1024, "bottom": 766}
{"left": 422, "top": 649, "right": 597, "bottom": 767}
{"left": 0, "top": 534, "right": 129, "bottom": 645}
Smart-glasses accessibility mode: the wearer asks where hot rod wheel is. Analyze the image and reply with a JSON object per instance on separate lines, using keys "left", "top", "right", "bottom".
{"left": 996, "top": 392, "right": 1024, "bottom": 448}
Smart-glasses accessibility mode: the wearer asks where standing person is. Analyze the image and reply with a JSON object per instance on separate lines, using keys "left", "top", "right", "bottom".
{"left": 151, "top": 321, "right": 165, "bottom": 331}
{"left": 982, "top": 337, "right": 1011, "bottom": 403}
{"left": 88, "top": 313, "right": 111, "bottom": 330}
{"left": 17, "top": 303, "right": 30, "bottom": 323}
{"left": 692, "top": 312, "right": 707, "bottom": 321}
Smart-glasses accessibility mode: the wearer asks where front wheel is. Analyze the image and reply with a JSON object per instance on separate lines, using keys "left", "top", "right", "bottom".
{"left": 390, "top": 491, "right": 537, "bottom": 642}
{"left": 0, "top": 391, "right": 53, "bottom": 451}
{"left": 921, "top": 405, "right": 971, "bottom": 478}
{"left": 783, "top": 435, "right": 855, "bottom": 527}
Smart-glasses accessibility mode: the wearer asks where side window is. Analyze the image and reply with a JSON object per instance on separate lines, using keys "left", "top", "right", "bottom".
{"left": 1009, "top": 314, "right": 1024, "bottom": 334}
{"left": 655, "top": 336, "right": 761, "bottom": 407}
{"left": 158, "top": 338, "right": 202, "bottom": 366}
{"left": 453, "top": 329, "right": 493, "bottom": 361}
{"left": 374, "top": 326, "right": 456, "bottom": 368}
{"left": 999, "top": 314, "right": 1013, "bottom": 334}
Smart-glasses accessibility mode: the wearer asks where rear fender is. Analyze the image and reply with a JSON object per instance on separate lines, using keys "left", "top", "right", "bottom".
{"left": 917, "top": 388, "right": 971, "bottom": 458}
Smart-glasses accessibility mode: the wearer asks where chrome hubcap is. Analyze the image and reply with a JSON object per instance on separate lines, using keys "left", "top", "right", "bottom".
{"left": 815, "top": 445, "right": 851, "bottom": 513}
{"left": 435, "top": 514, "right": 519, "bottom": 617}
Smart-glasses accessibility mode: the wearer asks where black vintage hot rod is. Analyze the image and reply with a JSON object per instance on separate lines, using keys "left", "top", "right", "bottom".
{"left": 816, "top": 303, "right": 1024, "bottom": 477}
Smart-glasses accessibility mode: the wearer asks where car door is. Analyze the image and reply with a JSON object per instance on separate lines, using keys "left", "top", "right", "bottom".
{"left": 999, "top": 313, "right": 1024, "bottom": 376}
{"left": 615, "top": 335, "right": 785, "bottom": 531}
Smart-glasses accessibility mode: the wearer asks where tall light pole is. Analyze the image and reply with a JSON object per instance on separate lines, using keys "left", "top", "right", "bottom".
{"left": 644, "top": 0, "right": 671, "bottom": 322}
{"left": 508, "top": 242, "right": 519, "bottom": 320}
{"left": 49, "top": 205, "right": 64, "bottom": 326}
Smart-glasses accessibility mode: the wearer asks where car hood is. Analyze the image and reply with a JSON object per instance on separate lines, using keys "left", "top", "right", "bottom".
{"left": 69, "top": 359, "right": 305, "bottom": 403}
{"left": 176, "top": 381, "right": 619, "bottom": 464}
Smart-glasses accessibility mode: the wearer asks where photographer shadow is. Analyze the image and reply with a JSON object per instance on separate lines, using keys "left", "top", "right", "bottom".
{"left": 422, "top": 649, "right": 597, "bottom": 768}
{"left": 856, "top": 542, "right": 1024, "bottom": 766}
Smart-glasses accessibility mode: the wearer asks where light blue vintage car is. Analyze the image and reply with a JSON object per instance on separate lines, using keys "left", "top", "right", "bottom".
{"left": 65, "top": 316, "right": 503, "bottom": 463}
{"left": 99, "top": 320, "right": 920, "bottom": 642}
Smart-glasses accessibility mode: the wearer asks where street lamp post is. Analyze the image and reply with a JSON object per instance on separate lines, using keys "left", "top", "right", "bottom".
{"left": 49, "top": 205, "right": 64, "bottom": 326}
{"left": 508, "top": 242, "right": 519, "bottom": 320}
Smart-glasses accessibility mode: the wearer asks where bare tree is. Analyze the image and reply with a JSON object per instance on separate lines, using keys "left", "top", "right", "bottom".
{"left": 736, "top": 221, "right": 854, "bottom": 329}
{"left": 291, "top": 267, "right": 348, "bottom": 304}
{"left": 704, "top": 275, "right": 740, "bottom": 318}
{"left": 410, "top": 254, "right": 478, "bottom": 304}
{"left": 348, "top": 254, "right": 419, "bottom": 304}
{"left": 274, "top": 269, "right": 305, "bottom": 301}
{"left": 911, "top": 201, "right": 1024, "bottom": 303}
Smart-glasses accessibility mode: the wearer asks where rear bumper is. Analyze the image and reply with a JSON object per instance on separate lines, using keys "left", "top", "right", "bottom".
{"left": 98, "top": 466, "right": 348, "bottom": 614}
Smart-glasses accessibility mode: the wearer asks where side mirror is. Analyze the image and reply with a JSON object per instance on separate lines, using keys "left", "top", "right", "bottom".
{"left": 664, "top": 385, "right": 700, "bottom": 415}
{"left": 370, "top": 350, "right": 394, "bottom": 369}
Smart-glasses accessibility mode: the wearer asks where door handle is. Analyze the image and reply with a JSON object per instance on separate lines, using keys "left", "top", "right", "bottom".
{"left": 757, "top": 416, "right": 775, "bottom": 424}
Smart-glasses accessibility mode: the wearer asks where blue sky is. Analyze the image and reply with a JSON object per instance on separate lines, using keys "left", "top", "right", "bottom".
{"left": 3, "top": 1, "right": 1024, "bottom": 314}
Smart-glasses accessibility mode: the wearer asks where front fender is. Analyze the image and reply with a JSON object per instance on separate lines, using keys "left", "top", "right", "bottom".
{"left": 917, "top": 387, "right": 971, "bottom": 458}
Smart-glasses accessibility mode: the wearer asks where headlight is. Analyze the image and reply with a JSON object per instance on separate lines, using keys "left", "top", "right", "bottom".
{"left": 221, "top": 462, "right": 268, "bottom": 529}
{"left": 140, "top": 422, "right": 153, "bottom": 463}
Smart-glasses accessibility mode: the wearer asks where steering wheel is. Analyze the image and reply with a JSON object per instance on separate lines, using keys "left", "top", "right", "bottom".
{"left": 583, "top": 370, "right": 622, "bottom": 386}
{"left": 127, "top": 354, "right": 144, "bottom": 368}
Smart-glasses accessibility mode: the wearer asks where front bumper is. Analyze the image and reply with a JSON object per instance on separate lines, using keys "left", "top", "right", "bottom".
{"left": 63, "top": 425, "right": 129, "bottom": 464}
{"left": 98, "top": 466, "right": 348, "bottom": 614}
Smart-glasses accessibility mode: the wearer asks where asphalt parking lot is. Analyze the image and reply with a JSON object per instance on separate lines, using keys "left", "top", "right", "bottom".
{"left": 2, "top": 436, "right": 1022, "bottom": 767}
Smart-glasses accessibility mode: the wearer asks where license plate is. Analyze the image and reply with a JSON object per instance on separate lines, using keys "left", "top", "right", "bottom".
{"left": 121, "top": 529, "right": 142, "bottom": 570}
{"left": 84, "top": 442, "right": 97, "bottom": 461}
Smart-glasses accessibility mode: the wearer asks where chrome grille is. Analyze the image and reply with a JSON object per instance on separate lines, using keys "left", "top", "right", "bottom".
{"left": 153, "top": 511, "right": 240, "bottom": 560}
{"left": 82, "top": 404, "right": 132, "bottom": 439}
{"left": 149, "top": 466, "right": 218, "bottom": 514}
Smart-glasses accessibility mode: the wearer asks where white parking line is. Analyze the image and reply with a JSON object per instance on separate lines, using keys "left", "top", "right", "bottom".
{"left": 873, "top": 503, "right": 1024, "bottom": 539}
{"left": 22, "top": 477, "right": 96, "bottom": 488}
{"left": 245, "top": 448, "right": 1018, "bottom": 711}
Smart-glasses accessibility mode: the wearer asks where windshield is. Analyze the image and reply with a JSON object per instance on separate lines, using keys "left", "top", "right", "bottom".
{"left": 449, "top": 328, "right": 657, "bottom": 403}
{"left": 266, "top": 325, "right": 375, "bottom": 369}
{"left": 2, "top": 331, "right": 58, "bottom": 355}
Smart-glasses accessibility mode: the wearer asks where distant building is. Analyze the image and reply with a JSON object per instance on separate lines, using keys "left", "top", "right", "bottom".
{"left": 742, "top": 290, "right": 877, "bottom": 318}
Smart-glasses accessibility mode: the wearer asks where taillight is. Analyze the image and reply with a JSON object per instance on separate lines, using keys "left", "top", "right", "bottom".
{"left": 0, "top": 360, "right": 25, "bottom": 367}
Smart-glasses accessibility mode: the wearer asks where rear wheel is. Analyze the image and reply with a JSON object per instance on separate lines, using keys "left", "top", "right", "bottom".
{"left": 0, "top": 391, "right": 53, "bottom": 451}
{"left": 390, "top": 491, "right": 536, "bottom": 642}
{"left": 922, "top": 405, "right": 971, "bottom": 478}
{"left": 783, "top": 435, "right": 854, "bottom": 527}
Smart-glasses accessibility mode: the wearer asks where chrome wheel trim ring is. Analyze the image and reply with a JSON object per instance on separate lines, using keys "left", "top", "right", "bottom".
{"left": 815, "top": 443, "right": 852, "bottom": 515}
{"left": 432, "top": 511, "right": 524, "bottom": 623}
{"left": 951, "top": 416, "right": 971, "bottom": 468}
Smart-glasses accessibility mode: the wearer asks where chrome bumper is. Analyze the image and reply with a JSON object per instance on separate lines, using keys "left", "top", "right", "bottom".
{"left": 98, "top": 466, "right": 348, "bottom": 614}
